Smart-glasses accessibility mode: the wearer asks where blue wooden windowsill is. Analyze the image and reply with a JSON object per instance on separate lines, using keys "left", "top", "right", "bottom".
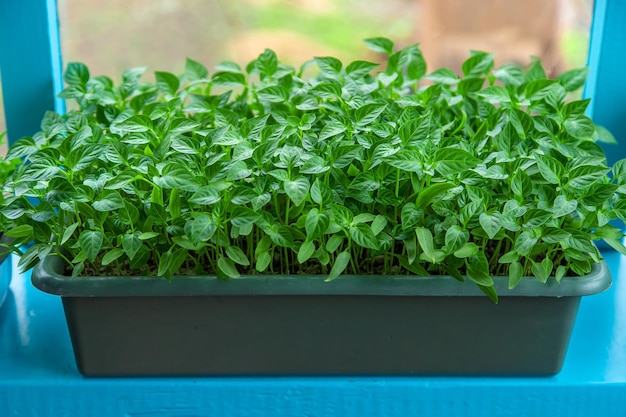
{"left": 0, "top": 251, "right": 625, "bottom": 417}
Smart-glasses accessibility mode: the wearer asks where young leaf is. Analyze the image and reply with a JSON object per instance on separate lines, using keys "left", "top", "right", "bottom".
{"left": 256, "top": 252, "right": 272, "bottom": 273}
{"left": 79, "top": 230, "right": 103, "bottom": 262}
{"left": 416, "top": 227, "right": 437, "bottom": 263}
{"left": 122, "top": 233, "right": 142, "bottom": 261}
{"left": 326, "top": 235, "right": 345, "bottom": 252}
{"left": 325, "top": 251, "right": 351, "bottom": 281}
{"left": 217, "top": 256, "right": 240, "bottom": 279}
{"left": 557, "top": 67, "right": 589, "bottom": 92}
{"left": 444, "top": 226, "right": 469, "bottom": 253}
{"left": 64, "top": 62, "right": 90, "bottom": 85}
{"left": 479, "top": 212, "right": 502, "bottom": 239}
{"left": 155, "top": 71, "right": 180, "bottom": 95}
{"left": 555, "top": 265, "right": 567, "bottom": 284}
{"left": 185, "top": 58, "right": 208, "bottom": 80}
{"left": 298, "top": 241, "right": 316, "bottom": 264}
{"left": 364, "top": 37, "right": 394, "bottom": 55}
{"left": 5, "top": 224, "right": 33, "bottom": 238}
{"left": 284, "top": 177, "right": 310, "bottom": 207}
{"left": 534, "top": 153, "right": 564, "bottom": 185}
{"left": 187, "top": 215, "right": 217, "bottom": 242}
{"left": 226, "top": 246, "right": 250, "bottom": 266}
{"left": 102, "top": 248, "right": 125, "bottom": 266}
{"left": 465, "top": 254, "right": 494, "bottom": 287}
{"left": 306, "top": 208, "right": 330, "bottom": 240}
{"left": 508, "top": 261, "right": 523, "bottom": 289}
{"left": 349, "top": 224, "right": 379, "bottom": 250}
{"left": 61, "top": 222, "right": 79, "bottom": 245}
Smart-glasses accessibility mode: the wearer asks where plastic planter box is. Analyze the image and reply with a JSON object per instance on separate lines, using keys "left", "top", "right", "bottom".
{"left": 32, "top": 254, "right": 611, "bottom": 377}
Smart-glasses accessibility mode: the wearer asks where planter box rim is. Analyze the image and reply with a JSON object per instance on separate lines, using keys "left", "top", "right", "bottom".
{"left": 32, "top": 254, "right": 612, "bottom": 298}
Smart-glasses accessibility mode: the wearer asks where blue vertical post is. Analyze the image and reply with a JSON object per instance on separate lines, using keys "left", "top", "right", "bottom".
{"left": 0, "top": 0, "right": 65, "bottom": 145}
{"left": 585, "top": 0, "right": 626, "bottom": 165}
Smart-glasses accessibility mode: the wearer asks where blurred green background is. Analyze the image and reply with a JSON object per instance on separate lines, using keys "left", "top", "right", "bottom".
{"left": 0, "top": 0, "right": 594, "bottom": 145}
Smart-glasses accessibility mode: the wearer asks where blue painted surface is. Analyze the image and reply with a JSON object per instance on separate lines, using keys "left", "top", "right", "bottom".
{"left": 0, "top": 251, "right": 625, "bottom": 416}
{"left": 0, "top": 0, "right": 64, "bottom": 145}
{"left": 585, "top": 0, "right": 626, "bottom": 165}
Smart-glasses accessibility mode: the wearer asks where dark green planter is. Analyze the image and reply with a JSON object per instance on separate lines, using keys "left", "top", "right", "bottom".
{"left": 32, "top": 254, "right": 611, "bottom": 377}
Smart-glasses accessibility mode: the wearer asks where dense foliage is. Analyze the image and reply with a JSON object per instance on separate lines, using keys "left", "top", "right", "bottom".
{"left": 2, "top": 38, "right": 626, "bottom": 300}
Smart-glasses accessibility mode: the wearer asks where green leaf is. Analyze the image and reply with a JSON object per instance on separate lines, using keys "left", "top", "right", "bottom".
{"left": 564, "top": 115, "right": 595, "bottom": 139}
{"left": 187, "top": 215, "right": 217, "bottom": 242}
{"left": 155, "top": 71, "right": 180, "bottom": 95}
{"left": 102, "top": 248, "right": 125, "bottom": 266}
{"left": 326, "top": 235, "right": 344, "bottom": 253}
{"left": 555, "top": 265, "right": 568, "bottom": 283}
{"left": 158, "top": 250, "right": 173, "bottom": 277}
{"left": 557, "top": 67, "right": 589, "bottom": 92}
{"left": 478, "top": 284, "right": 498, "bottom": 304}
{"left": 61, "top": 222, "right": 79, "bottom": 245}
{"left": 314, "top": 56, "right": 342, "bottom": 75}
{"left": 364, "top": 37, "right": 394, "bottom": 55}
{"left": 355, "top": 103, "right": 387, "bottom": 127}
{"left": 298, "top": 241, "right": 316, "bottom": 263}
{"left": 189, "top": 186, "right": 221, "bottom": 205}
{"left": 416, "top": 183, "right": 455, "bottom": 209}
{"left": 319, "top": 121, "right": 347, "bottom": 140}
{"left": 255, "top": 48, "right": 278, "bottom": 77}
{"left": 434, "top": 148, "right": 480, "bottom": 175}
{"left": 567, "top": 165, "right": 609, "bottom": 190}
{"left": 257, "top": 86, "right": 289, "bottom": 103}
{"left": 514, "top": 231, "right": 538, "bottom": 256}
{"left": 479, "top": 212, "right": 502, "bottom": 239}
{"left": 465, "top": 253, "right": 494, "bottom": 286}
{"left": 226, "top": 246, "right": 250, "bottom": 266}
{"left": 385, "top": 149, "right": 423, "bottom": 173}
{"left": 346, "top": 60, "right": 379, "bottom": 77}
{"left": 416, "top": 227, "right": 438, "bottom": 263}
{"left": 551, "top": 195, "right": 578, "bottom": 218}
{"left": 169, "top": 188, "right": 181, "bottom": 220}
{"left": 122, "top": 233, "right": 142, "bottom": 261}
{"left": 531, "top": 258, "right": 553, "bottom": 283}
{"left": 593, "top": 125, "right": 617, "bottom": 144}
{"left": 508, "top": 261, "right": 524, "bottom": 289}
{"left": 461, "top": 51, "right": 494, "bottom": 77}
{"left": 475, "top": 86, "right": 510, "bottom": 104}
{"left": 493, "top": 63, "right": 524, "bottom": 86}
{"left": 425, "top": 68, "right": 460, "bottom": 84}
{"left": 349, "top": 224, "right": 379, "bottom": 250}
{"left": 454, "top": 242, "right": 479, "bottom": 258}
{"left": 64, "top": 62, "right": 90, "bottom": 85}
{"left": 255, "top": 252, "right": 272, "bottom": 272}
{"left": 306, "top": 208, "right": 330, "bottom": 240}
{"left": 91, "top": 194, "right": 122, "bottom": 214}
{"left": 79, "top": 230, "right": 103, "bottom": 262}
{"left": 5, "top": 224, "right": 33, "bottom": 238}
{"left": 211, "top": 71, "right": 246, "bottom": 87}
{"left": 139, "top": 232, "right": 160, "bottom": 241}
{"left": 444, "top": 226, "right": 469, "bottom": 253}
{"left": 326, "top": 251, "right": 351, "bottom": 281}
{"left": 371, "top": 215, "right": 388, "bottom": 235}
{"left": 499, "top": 251, "right": 519, "bottom": 264}
{"left": 534, "top": 153, "right": 564, "bottom": 185}
{"left": 217, "top": 256, "right": 240, "bottom": 279}
{"left": 185, "top": 57, "right": 208, "bottom": 80}
{"left": 284, "top": 177, "right": 310, "bottom": 206}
